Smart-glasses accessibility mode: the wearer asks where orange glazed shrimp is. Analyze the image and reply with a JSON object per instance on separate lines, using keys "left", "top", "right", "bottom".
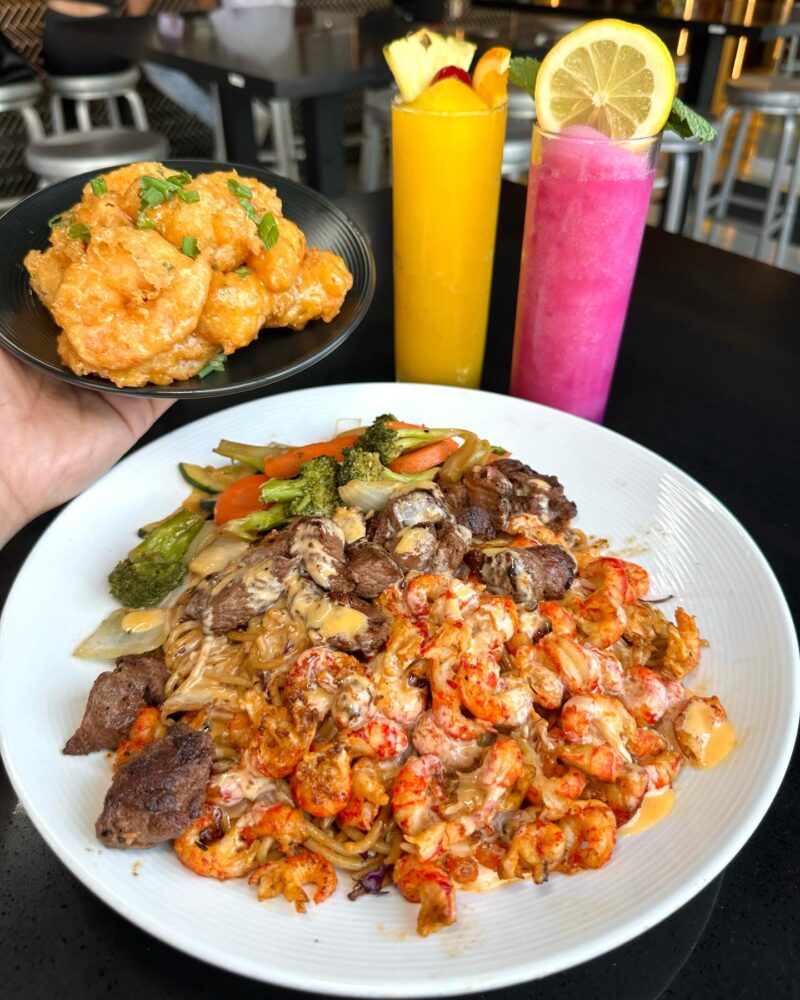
{"left": 411, "top": 738, "right": 524, "bottom": 860}
{"left": 426, "top": 622, "right": 489, "bottom": 740}
{"left": 337, "top": 758, "right": 389, "bottom": 831}
{"left": 343, "top": 715, "right": 409, "bottom": 759}
{"left": 244, "top": 696, "right": 318, "bottom": 778}
{"left": 290, "top": 742, "right": 352, "bottom": 818}
{"left": 391, "top": 754, "right": 446, "bottom": 835}
{"left": 558, "top": 800, "right": 617, "bottom": 871}
{"left": 560, "top": 694, "right": 636, "bottom": 760}
{"left": 283, "top": 646, "right": 368, "bottom": 721}
{"left": 249, "top": 851, "right": 336, "bottom": 913}
{"left": 238, "top": 802, "right": 308, "bottom": 853}
{"left": 500, "top": 819, "right": 566, "bottom": 882}
{"left": 393, "top": 854, "right": 456, "bottom": 937}
{"left": 661, "top": 608, "right": 702, "bottom": 679}
{"left": 513, "top": 643, "right": 565, "bottom": 710}
{"left": 620, "top": 665, "right": 685, "bottom": 726}
{"left": 114, "top": 707, "right": 166, "bottom": 772}
{"left": 458, "top": 651, "right": 533, "bottom": 726}
{"left": 174, "top": 807, "right": 260, "bottom": 880}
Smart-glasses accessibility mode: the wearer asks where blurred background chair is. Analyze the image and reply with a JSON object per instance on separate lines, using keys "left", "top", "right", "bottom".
{"left": 48, "top": 66, "right": 149, "bottom": 133}
{"left": 691, "top": 73, "right": 800, "bottom": 266}
{"left": 25, "top": 126, "right": 169, "bottom": 185}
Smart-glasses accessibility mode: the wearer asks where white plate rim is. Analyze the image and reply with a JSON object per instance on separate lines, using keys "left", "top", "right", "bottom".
{"left": 1, "top": 382, "right": 798, "bottom": 996}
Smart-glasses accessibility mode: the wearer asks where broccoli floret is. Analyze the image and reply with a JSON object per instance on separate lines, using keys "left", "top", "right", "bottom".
{"left": 337, "top": 447, "right": 437, "bottom": 486}
{"left": 259, "top": 455, "right": 339, "bottom": 517}
{"left": 109, "top": 508, "right": 205, "bottom": 607}
{"left": 356, "top": 414, "right": 460, "bottom": 465}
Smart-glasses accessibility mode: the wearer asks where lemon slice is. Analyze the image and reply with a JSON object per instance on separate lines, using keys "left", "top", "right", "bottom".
{"left": 534, "top": 19, "right": 676, "bottom": 139}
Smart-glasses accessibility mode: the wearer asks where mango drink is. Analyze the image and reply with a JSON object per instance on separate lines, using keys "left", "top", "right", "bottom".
{"left": 392, "top": 80, "right": 506, "bottom": 387}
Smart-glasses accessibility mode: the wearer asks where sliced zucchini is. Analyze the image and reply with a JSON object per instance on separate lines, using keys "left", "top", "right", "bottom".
{"left": 178, "top": 462, "right": 251, "bottom": 493}
{"left": 198, "top": 497, "right": 217, "bottom": 516}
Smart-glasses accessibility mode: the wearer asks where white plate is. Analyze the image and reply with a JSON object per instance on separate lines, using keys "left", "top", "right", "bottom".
{"left": 1, "top": 383, "right": 797, "bottom": 996}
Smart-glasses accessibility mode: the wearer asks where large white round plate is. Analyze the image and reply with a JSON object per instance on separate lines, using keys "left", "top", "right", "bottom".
{"left": 1, "top": 383, "right": 797, "bottom": 996}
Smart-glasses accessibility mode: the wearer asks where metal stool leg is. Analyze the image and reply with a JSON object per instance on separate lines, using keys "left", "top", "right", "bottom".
{"left": 123, "top": 89, "right": 149, "bottom": 131}
{"left": 775, "top": 129, "right": 800, "bottom": 266}
{"left": 691, "top": 105, "right": 734, "bottom": 241}
{"left": 269, "top": 100, "right": 299, "bottom": 181}
{"left": 75, "top": 98, "right": 92, "bottom": 131}
{"left": 715, "top": 108, "right": 751, "bottom": 221}
{"left": 106, "top": 97, "right": 121, "bottom": 128}
{"left": 50, "top": 94, "right": 65, "bottom": 134}
{"left": 19, "top": 105, "right": 44, "bottom": 142}
{"left": 359, "top": 107, "right": 384, "bottom": 192}
{"left": 756, "top": 115, "right": 795, "bottom": 261}
{"left": 664, "top": 150, "right": 689, "bottom": 234}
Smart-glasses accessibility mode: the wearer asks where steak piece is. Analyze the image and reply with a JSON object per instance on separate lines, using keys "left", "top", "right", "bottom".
{"left": 64, "top": 654, "right": 169, "bottom": 756}
{"left": 464, "top": 466, "right": 513, "bottom": 532}
{"left": 185, "top": 551, "right": 294, "bottom": 634}
{"left": 440, "top": 481, "right": 469, "bottom": 517}
{"left": 431, "top": 522, "right": 472, "bottom": 575}
{"left": 387, "top": 485, "right": 451, "bottom": 532}
{"left": 366, "top": 510, "right": 392, "bottom": 547}
{"left": 390, "top": 525, "right": 438, "bottom": 574}
{"left": 346, "top": 541, "right": 402, "bottom": 599}
{"left": 465, "top": 544, "right": 575, "bottom": 608}
{"left": 492, "top": 459, "right": 577, "bottom": 530}
{"left": 96, "top": 724, "right": 214, "bottom": 849}
{"left": 288, "top": 517, "right": 351, "bottom": 594}
{"left": 347, "top": 597, "right": 391, "bottom": 656}
{"left": 456, "top": 505, "right": 496, "bottom": 540}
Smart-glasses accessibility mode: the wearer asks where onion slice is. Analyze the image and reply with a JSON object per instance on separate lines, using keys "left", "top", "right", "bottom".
{"left": 73, "top": 607, "right": 171, "bottom": 660}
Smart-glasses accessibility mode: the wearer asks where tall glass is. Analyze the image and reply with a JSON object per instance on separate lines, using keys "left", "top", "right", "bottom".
{"left": 392, "top": 97, "right": 507, "bottom": 388}
{"left": 510, "top": 125, "right": 661, "bottom": 422}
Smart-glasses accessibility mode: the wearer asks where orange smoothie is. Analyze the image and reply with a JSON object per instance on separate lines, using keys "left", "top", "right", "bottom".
{"left": 392, "top": 80, "right": 506, "bottom": 388}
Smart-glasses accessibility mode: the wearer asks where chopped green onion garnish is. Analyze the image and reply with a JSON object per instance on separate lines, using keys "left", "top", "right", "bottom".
{"left": 257, "top": 212, "right": 279, "bottom": 251}
{"left": 68, "top": 223, "right": 91, "bottom": 244}
{"left": 239, "top": 197, "right": 260, "bottom": 225}
{"left": 181, "top": 235, "right": 199, "bottom": 258}
{"left": 136, "top": 214, "right": 156, "bottom": 230}
{"left": 198, "top": 352, "right": 226, "bottom": 378}
{"left": 234, "top": 266, "right": 250, "bottom": 278}
{"left": 48, "top": 212, "right": 71, "bottom": 228}
{"left": 90, "top": 177, "right": 107, "bottom": 196}
{"left": 178, "top": 189, "right": 200, "bottom": 203}
{"left": 167, "top": 171, "right": 192, "bottom": 186}
{"left": 227, "top": 178, "right": 253, "bottom": 199}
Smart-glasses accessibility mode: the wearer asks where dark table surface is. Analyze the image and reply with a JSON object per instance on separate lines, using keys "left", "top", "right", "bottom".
{"left": 2, "top": 182, "right": 799, "bottom": 998}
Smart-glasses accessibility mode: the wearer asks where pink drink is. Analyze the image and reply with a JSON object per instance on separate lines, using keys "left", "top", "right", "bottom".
{"left": 510, "top": 125, "right": 659, "bottom": 422}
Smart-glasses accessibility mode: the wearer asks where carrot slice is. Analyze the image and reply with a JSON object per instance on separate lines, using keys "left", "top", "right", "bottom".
{"left": 260, "top": 433, "right": 362, "bottom": 480}
{"left": 215, "top": 474, "right": 270, "bottom": 524}
{"left": 387, "top": 439, "right": 458, "bottom": 474}
{"left": 485, "top": 450, "right": 512, "bottom": 464}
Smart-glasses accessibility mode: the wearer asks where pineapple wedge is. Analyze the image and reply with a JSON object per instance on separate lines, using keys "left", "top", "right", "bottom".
{"left": 383, "top": 29, "right": 477, "bottom": 103}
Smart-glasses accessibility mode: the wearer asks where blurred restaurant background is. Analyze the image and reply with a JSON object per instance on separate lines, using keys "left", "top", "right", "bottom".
{"left": 2, "top": 0, "right": 800, "bottom": 271}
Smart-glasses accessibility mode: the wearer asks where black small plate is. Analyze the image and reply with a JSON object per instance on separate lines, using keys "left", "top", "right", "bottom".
{"left": 0, "top": 159, "right": 375, "bottom": 398}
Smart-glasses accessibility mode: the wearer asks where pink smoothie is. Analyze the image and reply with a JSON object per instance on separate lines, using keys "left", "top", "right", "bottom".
{"left": 510, "top": 125, "right": 657, "bottom": 422}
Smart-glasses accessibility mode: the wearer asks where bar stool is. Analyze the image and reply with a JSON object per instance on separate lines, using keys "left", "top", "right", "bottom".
{"left": 26, "top": 128, "right": 169, "bottom": 186}
{"left": 691, "top": 74, "right": 800, "bottom": 264}
{"left": 655, "top": 131, "right": 711, "bottom": 233}
{"left": 48, "top": 67, "right": 149, "bottom": 134}
{"left": 0, "top": 80, "right": 45, "bottom": 142}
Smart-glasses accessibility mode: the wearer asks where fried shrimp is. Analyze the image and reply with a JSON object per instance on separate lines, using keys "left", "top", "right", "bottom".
{"left": 264, "top": 249, "right": 353, "bottom": 330}
{"left": 247, "top": 217, "right": 306, "bottom": 292}
{"left": 140, "top": 170, "right": 283, "bottom": 271}
{"left": 24, "top": 247, "right": 72, "bottom": 312}
{"left": 195, "top": 269, "right": 270, "bottom": 354}
{"left": 52, "top": 227, "right": 212, "bottom": 371}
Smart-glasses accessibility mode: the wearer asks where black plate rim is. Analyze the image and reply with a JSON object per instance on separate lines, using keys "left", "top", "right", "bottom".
{"left": 0, "top": 159, "right": 376, "bottom": 399}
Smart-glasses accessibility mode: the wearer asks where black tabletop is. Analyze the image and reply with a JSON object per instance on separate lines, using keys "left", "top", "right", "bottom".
{"left": 2, "top": 183, "right": 799, "bottom": 998}
{"left": 475, "top": 0, "right": 800, "bottom": 38}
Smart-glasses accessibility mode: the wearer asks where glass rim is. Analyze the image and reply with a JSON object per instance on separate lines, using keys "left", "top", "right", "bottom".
{"left": 391, "top": 95, "right": 507, "bottom": 117}
{"left": 533, "top": 123, "right": 662, "bottom": 144}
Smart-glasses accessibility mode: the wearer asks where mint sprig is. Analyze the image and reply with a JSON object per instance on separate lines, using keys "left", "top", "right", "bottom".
{"left": 508, "top": 56, "right": 716, "bottom": 143}
{"left": 509, "top": 56, "right": 540, "bottom": 99}
{"left": 664, "top": 97, "right": 717, "bottom": 143}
